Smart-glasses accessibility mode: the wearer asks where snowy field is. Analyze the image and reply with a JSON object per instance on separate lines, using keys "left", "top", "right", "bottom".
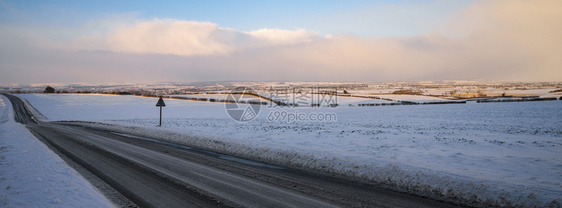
{"left": 335, "top": 96, "right": 395, "bottom": 105}
{"left": 485, "top": 89, "right": 561, "bottom": 97}
{"left": 374, "top": 94, "right": 447, "bottom": 101}
{"left": 262, "top": 93, "right": 396, "bottom": 107}
{"left": 350, "top": 88, "right": 562, "bottom": 98}
{"left": 168, "top": 93, "right": 270, "bottom": 103}
{"left": 16, "top": 93, "right": 562, "bottom": 207}
{"left": 0, "top": 95, "right": 113, "bottom": 207}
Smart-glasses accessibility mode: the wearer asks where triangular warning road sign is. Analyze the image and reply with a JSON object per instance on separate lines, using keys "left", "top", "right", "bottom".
{"left": 156, "top": 97, "right": 166, "bottom": 107}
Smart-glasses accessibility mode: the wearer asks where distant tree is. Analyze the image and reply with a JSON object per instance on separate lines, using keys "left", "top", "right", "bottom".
{"left": 343, "top": 90, "right": 349, "bottom": 94}
{"left": 477, "top": 91, "right": 487, "bottom": 98}
{"left": 448, "top": 90, "right": 458, "bottom": 96}
{"left": 44, "top": 86, "right": 55, "bottom": 93}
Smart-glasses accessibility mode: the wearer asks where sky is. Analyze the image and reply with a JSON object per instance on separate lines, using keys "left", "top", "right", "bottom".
{"left": 0, "top": 0, "right": 561, "bottom": 84}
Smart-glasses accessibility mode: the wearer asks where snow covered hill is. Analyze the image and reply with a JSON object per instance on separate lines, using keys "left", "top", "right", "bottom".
{"left": 15, "top": 93, "right": 562, "bottom": 207}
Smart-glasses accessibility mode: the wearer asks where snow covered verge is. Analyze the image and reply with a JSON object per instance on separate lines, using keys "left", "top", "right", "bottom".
{"left": 17, "top": 93, "right": 562, "bottom": 207}
{"left": 0, "top": 95, "right": 113, "bottom": 207}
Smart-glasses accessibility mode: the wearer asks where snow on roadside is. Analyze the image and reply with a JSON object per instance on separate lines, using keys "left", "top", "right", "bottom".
{"left": 0, "top": 95, "right": 113, "bottom": 207}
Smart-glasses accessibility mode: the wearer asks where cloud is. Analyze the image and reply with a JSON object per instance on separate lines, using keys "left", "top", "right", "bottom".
{"left": 105, "top": 19, "right": 235, "bottom": 56}
{"left": 69, "top": 19, "right": 320, "bottom": 56}
{"left": 245, "top": 28, "right": 318, "bottom": 46}
{"left": 434, "top": 0, "right": 562, "bottom": 80}
{"left": 87, "top": 21, "right": 320, "bottom": 55}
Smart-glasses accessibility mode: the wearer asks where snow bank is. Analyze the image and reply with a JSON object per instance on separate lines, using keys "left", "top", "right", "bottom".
{"left": 0, "top": 95, "right": 113, "bottom": 207}
{"left": 18, "top": 93, "right": 562, "bottom": 207}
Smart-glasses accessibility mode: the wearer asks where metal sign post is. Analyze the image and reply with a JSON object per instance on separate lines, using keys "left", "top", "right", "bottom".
{"left": 156, "top": 96, "right": 166, "bottom": 126}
